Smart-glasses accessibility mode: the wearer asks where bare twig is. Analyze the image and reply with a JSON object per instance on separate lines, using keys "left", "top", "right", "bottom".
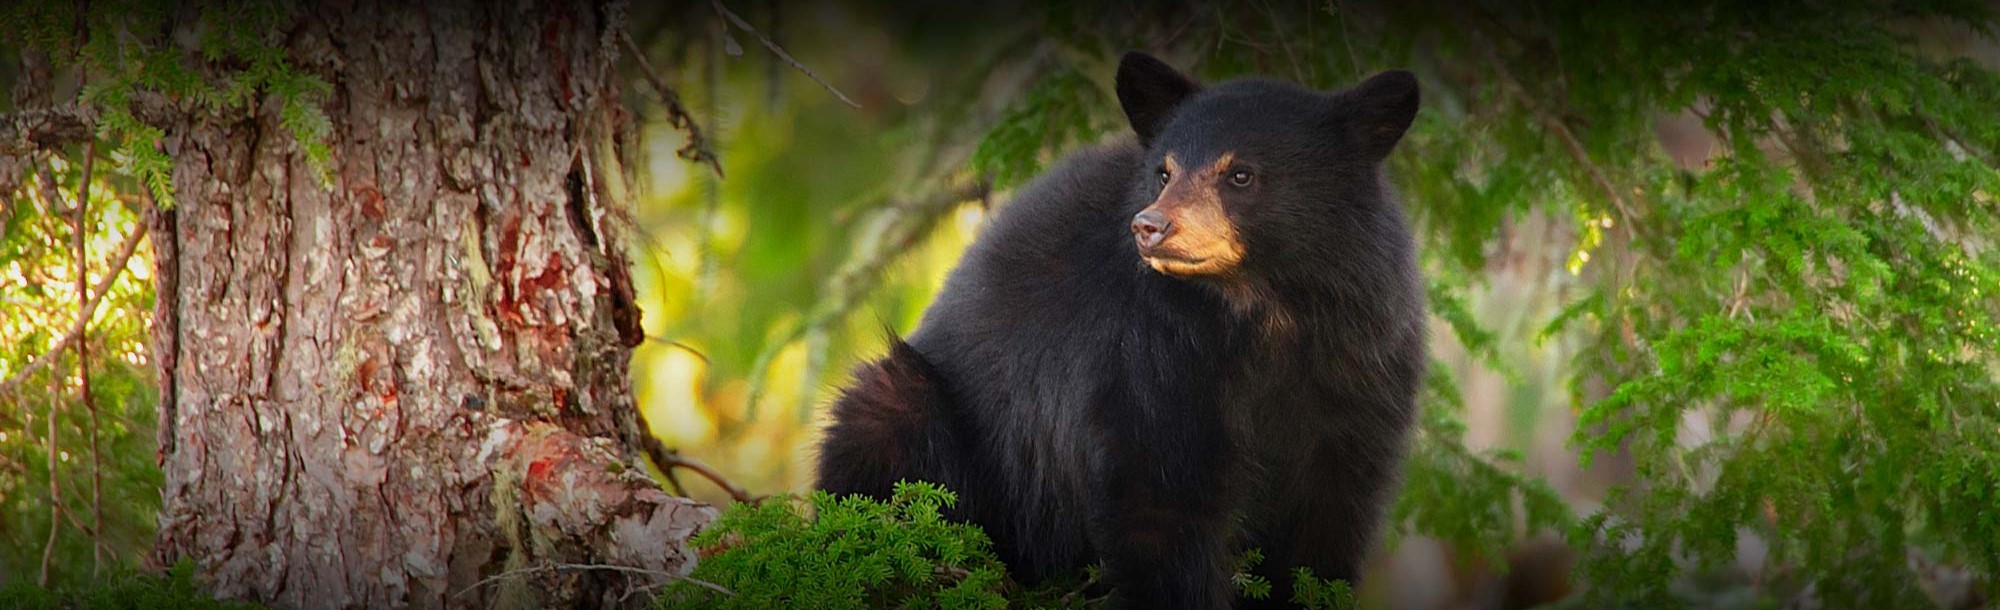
{"left": 619, "top": 29, "right": 725, "bottom": 179}
{"left": 1481, "top": 44, "right": 1643, "bottom": 239}
{"left": 1461, "top": 7, "right": 1653, "bottom": 247}
{"left": 0, "top": 223, "right": 149, "bottom": 403}
{"left": 68, "top": 134, "right": 105, "bottom": 575}
{"left": 38, "top": 350, "right": 60, "bottom": 587}
{"left": 34, "top": 137, "right": 96, "bottom": 585}
{"left": 644, "top": 335, "right": 715, "bottom": 367}
{"left": 659, "top": 464, "right": 690, "bottom": 498}
{"left": 56, "top": 494, "right": 100, "bottom": 538}
{"left": 668, "top": 452, "right": 755, "bottom": 503}
{"left": 708, "top": 0, "right": 861, "bottom": 108}
{"left": 453, "top": 562, "right": 734, "bottom": 599}
{"left": 623, "top": 336, "right": 749, "bottom": 502}
{"left": 636, "top": 428, "right": 758, "bottom": 504}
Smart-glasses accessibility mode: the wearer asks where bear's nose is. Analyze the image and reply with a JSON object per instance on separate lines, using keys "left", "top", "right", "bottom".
{"left": 1131, "top": 210, "right": 1173, "bottom": 249}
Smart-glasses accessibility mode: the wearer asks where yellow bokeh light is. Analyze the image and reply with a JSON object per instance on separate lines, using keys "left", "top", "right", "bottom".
{"left": 642, "top": 344, "right": 718, "bottom": 447}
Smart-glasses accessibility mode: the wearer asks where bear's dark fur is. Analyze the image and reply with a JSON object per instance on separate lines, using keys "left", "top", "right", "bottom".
{"left": 817, "top": 52, "right": 1426, "bottom": 608}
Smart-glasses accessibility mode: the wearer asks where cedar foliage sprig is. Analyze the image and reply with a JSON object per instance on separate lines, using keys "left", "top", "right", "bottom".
{"left": 657, "top": 482, "right": 1013, "bottom": 610}
{"left": 657, "top": 482, "right": 1359, "bottom": 609}
{"left": 4, "top": 0, "right": 334, "bottom": 206}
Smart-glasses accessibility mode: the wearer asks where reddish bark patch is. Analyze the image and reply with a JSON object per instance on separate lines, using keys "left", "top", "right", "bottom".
{"left": 355, "top": 184, "right": 386, "bottom": 221}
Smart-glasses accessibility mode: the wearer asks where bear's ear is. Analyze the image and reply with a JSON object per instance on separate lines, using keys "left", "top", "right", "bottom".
{"left": 1116, "top": 52, "right": 1201, "bottom": 146}
{"left": 1340, "top": 70, "right": 1420, "bottom": 160}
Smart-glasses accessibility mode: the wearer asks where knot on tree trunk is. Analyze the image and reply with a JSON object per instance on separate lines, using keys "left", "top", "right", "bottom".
{"left": 474, "top": 421, "right": 718, "bottom": 609}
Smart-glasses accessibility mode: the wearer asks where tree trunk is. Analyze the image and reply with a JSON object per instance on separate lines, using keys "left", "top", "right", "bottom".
{"left": 149, "top": 2, "right": 711, "bottom": 608}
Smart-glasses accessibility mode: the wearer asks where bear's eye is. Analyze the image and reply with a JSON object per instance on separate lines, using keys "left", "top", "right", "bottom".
{"left": 1158, "top": 169, "right": 1171, "bottom": 186}
{"left": 1229, "top": 170, "right": 1254, "bottom": 187}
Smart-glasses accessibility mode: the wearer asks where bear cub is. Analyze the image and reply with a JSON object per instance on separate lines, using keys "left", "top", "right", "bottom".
{"left": 817, "top": 52, "right": 1426, "bottom": 609}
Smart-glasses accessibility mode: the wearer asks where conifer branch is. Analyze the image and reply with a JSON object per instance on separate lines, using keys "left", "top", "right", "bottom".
{"left": 1483, "top": 49, "right": 1641, "bottom": 238}
{"left": 0, "top": 94, "right": 177, "bottom": 155}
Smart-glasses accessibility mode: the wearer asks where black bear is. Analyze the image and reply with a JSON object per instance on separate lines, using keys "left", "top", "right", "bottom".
{"left": 817, "top": 52, "right": 1426, "bottom": 609}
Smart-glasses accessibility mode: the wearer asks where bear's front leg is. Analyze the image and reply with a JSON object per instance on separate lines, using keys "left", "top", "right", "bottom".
{"left": 1088, "top": 467, "right": 1238, "bottom": 609}
{"left": 1086, "top": 377, "right": 1243, "bottom": 609}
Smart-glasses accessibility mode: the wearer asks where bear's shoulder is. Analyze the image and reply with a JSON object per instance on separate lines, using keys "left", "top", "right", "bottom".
{"left": 946, "top": 140, "right": 1150, "bottom": 281}
{"left": 992, "top": 139, "right": 1145, "bottom": 228}
{"left": 910, "top": 139, "right": 1165, "bottom": 350}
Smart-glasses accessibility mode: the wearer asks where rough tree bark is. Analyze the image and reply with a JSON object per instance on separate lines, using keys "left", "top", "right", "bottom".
{"left": 147, "top": 1, "right": 711, "bottom": 608}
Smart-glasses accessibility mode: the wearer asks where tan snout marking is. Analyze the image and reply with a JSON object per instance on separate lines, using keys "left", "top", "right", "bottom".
{"left": 1141, "top": 152, "right": 1247, "bottom": 277}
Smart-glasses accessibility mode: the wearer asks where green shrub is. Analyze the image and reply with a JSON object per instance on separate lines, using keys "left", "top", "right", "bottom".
{"left": 656, "top": 481, "right": 1012, "bottom": 610}
{"left": 657, "top": 481, "right": 1358, "bottom": 609}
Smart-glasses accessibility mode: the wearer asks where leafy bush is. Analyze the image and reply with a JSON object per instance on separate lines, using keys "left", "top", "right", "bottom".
{"left": 1233, "top": 551, "right": 1360, "bottom": 610}
{"left": 657, "top": 481, "right": 1359, "bottom": 609}
{"left": 656, "top": 482, "right": 1012, "bottom": 610}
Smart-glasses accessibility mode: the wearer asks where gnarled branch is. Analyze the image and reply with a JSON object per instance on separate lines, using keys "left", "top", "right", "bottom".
{"left": 0, "top": 93, "right": 178, "bottom": 155}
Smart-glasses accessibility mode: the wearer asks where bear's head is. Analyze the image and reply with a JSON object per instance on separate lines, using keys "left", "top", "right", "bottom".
{"left": 1115, "top": 52, "right": 1419, "bottom": 285}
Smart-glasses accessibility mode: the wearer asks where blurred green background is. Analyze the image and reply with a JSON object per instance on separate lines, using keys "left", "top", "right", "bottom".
{"left": 6, "top": 1, "right": 2000, "bottom": 607}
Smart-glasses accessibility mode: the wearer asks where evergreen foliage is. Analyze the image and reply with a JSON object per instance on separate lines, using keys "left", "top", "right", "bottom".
{"left": 971, "top": 66, "right": 1115, "bottom": 190}
{"left": 4, "top": 0, "right": 334, "bottom": 206}
{"left": 658, "top": 482, "right": 1012, "bottom": 610}
{"left": 0, "top": 0, "right": 332, "bottom": 588}
{"left": 657, "top": 482, "right": 1357, "bottom": 609}
{"left": 3, "top": 0, "right": 1997, "bottom": 607}
{"left": 0, "top": 161, "right": 160, "bottom": 585}
{"left": 961, "top": 1, "right": 2000, "bottom": 606}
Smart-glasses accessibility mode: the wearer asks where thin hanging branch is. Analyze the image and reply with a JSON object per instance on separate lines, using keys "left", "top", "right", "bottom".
{"left": 1481, "top": 43, "right": 1643, "bottom": 241}
{"left": 67, "top": 135, "right": 105, "bottom": 576}
{"left": 708, "top": 0, "right": 862, "bottom": 108}
{"left": 619, "top": 29, "right": 725, "bottom": 179}
{"left": 39, "top": 349, "right": 60, "bottom": 587}
{"left": 30, "top": 132, "right": 101, "bottom": 584}
{"left": 0, "top": 223, "right": 149, "bottom": 406}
